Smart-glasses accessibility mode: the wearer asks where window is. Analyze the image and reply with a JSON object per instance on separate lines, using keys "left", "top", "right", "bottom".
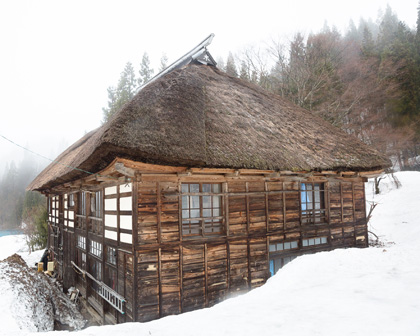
{"left": 269, "top": 240, "right": 299, "bottom": 276}
{"left": 269, "top": 240, "right": 298, "bottom": 252}
{"left": 301, "top": 183, "right": 326, "bottom": 224}
{"left": 79, "top": 191, "right": 86, "bottom": 216}
{"left": 89, "top": 190, "right": 103, "bottom": 234}
{"left": 105, "top": 266, "right": 117, "bottom": 290}
{"left": 90, "top": 259, "right": 102, "bottom": 293}
{"left": 77, "top": 235, "right": 86, "bottom": 250}
{"left": 90, "top": 240, "right": 102, "bottom": 258}
{"left": 68, "top": 194, "right": 75, "bottom": 208}
{"left": 302, "top": 237, "right": 328, "bottom": 247}
{"left": 90, "top": 191, "right": 102, "bottom": 218}
{"left": 106, "top": 246, "right": 117, "bottom": 265}
{"left": 181, "top": 183, "right": 223, "bottom": 237}
{"left": 269, "top": 255, "right": 297, "bottom": 276}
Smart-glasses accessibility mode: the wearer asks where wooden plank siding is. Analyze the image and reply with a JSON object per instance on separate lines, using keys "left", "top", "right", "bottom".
{"left": 133, "top": 176, "right": 369, "bottom": 322}
{"left": 45, "top": 164, "right": 370, "bottom": 325}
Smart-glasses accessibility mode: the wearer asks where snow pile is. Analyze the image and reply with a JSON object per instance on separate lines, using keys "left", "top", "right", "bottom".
{"left": 1, "top": 171, "right": 420, "bottom": 335}
{"left": 0, "top": 238, "right": 85, "bottom": 334}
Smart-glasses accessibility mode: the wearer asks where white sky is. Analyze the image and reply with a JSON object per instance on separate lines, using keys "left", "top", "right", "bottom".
{"left": 0, "top": 0, "right": 417, "bottom": 174}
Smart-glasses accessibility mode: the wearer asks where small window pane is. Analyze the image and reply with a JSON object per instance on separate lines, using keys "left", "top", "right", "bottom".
{"left": 291, "top": 241, "right": 298, "bottom": 249}
{"left": 309, "top": 239, "right": 315, "bottom": 246}
{"left": 269, "top": 244, "right": 276, "bottom": 252}
{"left": 190, "top": 196, "right": 200, "bottom": 209}
{"left": 182, "top": 210, "right": 189, "bottom": 218}
{"left": 212, "top": 184, "right": 221, "bottom": 193}
{"left": 302, "top": 239, "right": 308, "bottom": 247}
{"left": 190, "top": 184, "right": 199, "bottom": 193}
{"left": 182, "top": 196, "right": 189, "bottom": 209}
{"left": 203, "top": 184, "right": 211, "bottom": 192}
{"left": 213, "top": 196, "right": 221, "bottom": 208}
{"left": 190, "top": 209, "right": 200, "bottom": 218}
{"left": 284, "top": 242, "right": 291, "bottom": 250}
{"left": 213, "top": 208, "right": 220, "bottom": 217}
{"left": 203, "top": 209, "right": 211, "bottom": 217}
{"left": 321, "top": 237, "right": 327, "bottom": 244}
{"left": 276, "top": 243, "right": 284, "bottom": 251}
{"left": 315, "top": 238, "right": 321, "bottom": 245}
{"left": 181, "top": 184, "right": 189, "bottom": 193}
{"left": 203, "top": 196, "right": 211, "bottom": 208}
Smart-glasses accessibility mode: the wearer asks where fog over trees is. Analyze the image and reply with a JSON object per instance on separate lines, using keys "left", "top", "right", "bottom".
{"left": 103, "top": 4, "right": 420, "bottom": 170}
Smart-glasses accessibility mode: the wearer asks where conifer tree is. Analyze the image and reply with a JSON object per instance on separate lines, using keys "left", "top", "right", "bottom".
{"left": 138, "top": 52, "right": 154, "bottom": 87}
{"left": 102, "top": 62, "right": 137, "bottom": 123}
{"left": 239, "top": 61, "right": 250, "bottom": 81}
{"left": 225, "top": 52, "right": 238, "bottom": 77}
{"left": 159, "top": 53, "right": 169, "bottom": 72}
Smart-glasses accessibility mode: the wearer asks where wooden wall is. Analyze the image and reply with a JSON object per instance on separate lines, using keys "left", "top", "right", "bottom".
{"left": 134, "top": 176, "right": 368, "bottom": 322}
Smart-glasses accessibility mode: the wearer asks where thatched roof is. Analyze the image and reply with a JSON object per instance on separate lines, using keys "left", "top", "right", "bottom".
{"left": 29, "top": 63, "right": 390, "bottom": 192}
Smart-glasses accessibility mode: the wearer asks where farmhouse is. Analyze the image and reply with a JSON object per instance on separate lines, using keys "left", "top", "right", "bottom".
{"left": 28, "top": 35, "right": 390, "bottom": 325}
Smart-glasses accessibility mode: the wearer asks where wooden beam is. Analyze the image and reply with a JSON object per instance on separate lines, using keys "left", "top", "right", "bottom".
{"left": 115, "top": 163, "right": 136, "bottom": 178}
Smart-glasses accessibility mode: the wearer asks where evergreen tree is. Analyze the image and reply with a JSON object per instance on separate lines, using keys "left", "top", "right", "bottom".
{"left": 159, "top": 53, "right": 169, "bottom": 72}
{"left": 225, "top": 52, "right": 238, "bottom": 77}
{"left": 138, "top": 52, "right": 154, "bottom": 87}
{"left": 102, "top": 62, "right": 137, "bottom": 123}
{"left": 239, "top": 61, "right": 250, "bottom": 81}
{"left": 361, "top": 26, "right": 375, "bottom": 57}
{"left": 216, "top": 57, "right": 226, "bottom": 72}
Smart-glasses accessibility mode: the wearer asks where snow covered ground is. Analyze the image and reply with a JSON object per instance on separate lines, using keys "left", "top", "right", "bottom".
{"left": 1, "top": 171, "right": 419, "bottom": 336}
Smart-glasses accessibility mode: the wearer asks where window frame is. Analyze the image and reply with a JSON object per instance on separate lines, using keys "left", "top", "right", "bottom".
{"left": 300, "top": 182, "right": 327, "bottom": 225}
{"left": 181, "top": 182, "right": 224, "bottom": 237}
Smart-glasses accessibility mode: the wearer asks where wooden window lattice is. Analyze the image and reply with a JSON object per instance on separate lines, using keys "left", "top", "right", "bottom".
{"left": 181, "top": 183, "right": 223, "bottom": 237}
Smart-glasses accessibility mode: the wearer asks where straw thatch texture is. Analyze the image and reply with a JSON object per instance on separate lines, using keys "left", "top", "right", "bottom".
{"left": 29, "top": 64, "right": 390, "bottom": 191}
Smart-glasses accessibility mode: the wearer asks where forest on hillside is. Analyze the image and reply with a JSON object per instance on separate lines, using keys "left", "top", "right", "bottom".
{"left": 0, "top": 153, "right": 47, "bottom": 249}
{"left": 103, "top": 5, "right": 420, "bottom": 171}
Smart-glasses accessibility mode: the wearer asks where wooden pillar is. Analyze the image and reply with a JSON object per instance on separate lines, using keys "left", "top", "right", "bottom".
{"left": 179, "top": 245, "right": 184, "bottom": 313}
{"left": 204, "top": 243, "right": 208, "bottom": 307}
{"left": 158, "top": 247, "right": 162, "bottom": 318}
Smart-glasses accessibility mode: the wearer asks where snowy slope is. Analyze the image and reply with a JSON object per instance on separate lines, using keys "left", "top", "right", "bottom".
{"left": 1, "top": 172, "right": 420, "bottom": 336}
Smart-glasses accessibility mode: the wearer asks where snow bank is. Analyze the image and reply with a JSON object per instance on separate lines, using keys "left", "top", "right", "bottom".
{"left": 0, "top": 235, "right": 85, "bottom": 334}
{"left": 2, "top": 171, "right": 420, "bottom": 335}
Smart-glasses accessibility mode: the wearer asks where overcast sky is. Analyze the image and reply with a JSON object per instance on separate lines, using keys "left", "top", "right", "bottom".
{"left": 0, "top": 0, "right": 417, "bottom": 175}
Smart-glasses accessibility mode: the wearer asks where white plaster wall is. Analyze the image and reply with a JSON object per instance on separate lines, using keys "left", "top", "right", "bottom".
{"left": 120, "top": 233, "right": 132, "bottom": 244}
{"left": 105, "top": 198, "right": 117, "bottom": 211}
{"left": 120, "top": 196, "right": 132, "bottom": 211}
{"left": 120, "top": 183, "right": 132, "bottom": 193}
{"left": 120, "top": 215, "right": 132, "bottom": 230}
{"left": 105, "top": 230, "right": 118, "bottom": 241}
{"left": 105, "top": 186, "right": 117, "bottom": 196}
{"left": 105, "top": 215, "right": 118, "bottom": 228}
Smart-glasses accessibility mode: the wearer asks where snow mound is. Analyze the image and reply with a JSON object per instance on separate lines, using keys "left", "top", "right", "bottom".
{"left": 0, "top": 254, "right": 85, "bottom": 333}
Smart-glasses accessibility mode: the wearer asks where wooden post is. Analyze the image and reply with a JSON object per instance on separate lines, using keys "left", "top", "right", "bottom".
{"left": 157, "top": 182, "right": 162, "bottom": 244}
{"left": 179, "top": 245, "right": 184, "bottom": 313}
{"left": 282, "top": 182, "right": 286, "bottom": 231}
{"left": 158, "top": 247, "right": 162, "bottom": 318}
{"left": 226, "top": 241, "right": 230, "bottom": 292}
{"left": 264, "top": 181, "right": 269, "bottom": 233}
{"left": 132, "top": 179, "right": 139, "bottom": 321}
{"left": 326, "top": 182, "right": 332, "bottom": 245}
{"left": 178, "top": 180, "right": 183, "bottom": 243}
{"left": 245, "top": 182, "right": 250, "bottom": 235}
{"left": 204, "top": 243, "right": 208, "bottom": 307}
{"left": 247, "top": 238, "right": 251, "bottom": 289}
{"left": 224, "top": 182, "right": 229, "bottom": 237}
